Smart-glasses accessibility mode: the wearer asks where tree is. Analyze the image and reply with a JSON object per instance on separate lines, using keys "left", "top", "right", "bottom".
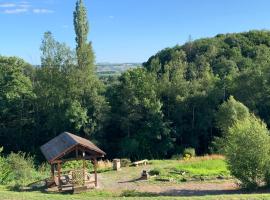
{"left": 104, "top": 68, "right": 173, "bottom": 160}
{"left": 73, "top": 0, "right": 95, "bottom": 72}
{"left": 0, "top": 56, "right": 35, "bottom": 152}
{"left": 216, "top": 96, "right": 250, "bottom": 133}
{"left": 73, "top": 0, "right": 108, "bottom": 137}
{"left": 224, "top": 115, "right": 270, "bottom": 189}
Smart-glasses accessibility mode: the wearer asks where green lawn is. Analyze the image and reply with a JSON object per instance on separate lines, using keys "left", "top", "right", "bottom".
{"left": 2, "top": 156, "right": 270, "bottom": 200}
{"left": 149, "top": 156, "right": 230, "bottom": 182}
{"left": 2, "top": 187, "right": 270, "bottom": 200}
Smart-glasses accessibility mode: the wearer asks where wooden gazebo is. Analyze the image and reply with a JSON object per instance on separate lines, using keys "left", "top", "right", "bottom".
{"left": 40, "top": 132, "right": 106, "bottom": 192}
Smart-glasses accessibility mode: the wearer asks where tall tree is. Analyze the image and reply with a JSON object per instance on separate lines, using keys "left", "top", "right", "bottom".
{"left": 73, "top": 0, "right": 95, "bottom": 72}
{"left": 73, "top": 0, "right": 107, "bottom": 137}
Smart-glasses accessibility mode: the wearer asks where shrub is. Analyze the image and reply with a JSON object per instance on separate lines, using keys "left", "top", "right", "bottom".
{"left": 149, "top": 168, "right": 164, "bottom": 176}
{"left": 171, "top": 154, "right": 183, "bottom": 160}
{"left": 0, "top": 147, "right": 9, "bottom": 184}
{"left": 62, "top": 160, "right": 93, "bottom": 172}
{"left": 2, "top": 152, "right": 39, "bottom": 186}
{"left": 120, "top": 158, "right": 131, "bottom": 167}
{"left": 183, "top": 148, "right": 195, "bottom": 159}
{"left": 97, "top": 160, "right": 113, "bottom": 171}
{"left": 224, "top": 115, "right": 270, "bottom": 189}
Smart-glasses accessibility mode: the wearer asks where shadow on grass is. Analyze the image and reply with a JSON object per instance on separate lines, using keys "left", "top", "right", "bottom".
{"left": 7, "top": 182, "right": 74, "bottom": 195}
{"left": 118, "top": 177, "right": 146, "bottom": 183}
{"left": 120, "top": 187, "right": 270, "bottom": 197}
{"left": 121, "top": 190, "right": 158, "bottom": 197}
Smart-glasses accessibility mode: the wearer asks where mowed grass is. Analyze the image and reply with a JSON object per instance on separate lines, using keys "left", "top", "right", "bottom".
{"left": 2, "top": 155, "right": 263, "bottom": 200}
{"left": 149, "top": 155, "right": 230, "bottom": 182}
{"left": 2, "top": 186, "right": 270, "bottom": 200}
{"left": 173, "top": 157, "right": 229, "bottom": 176}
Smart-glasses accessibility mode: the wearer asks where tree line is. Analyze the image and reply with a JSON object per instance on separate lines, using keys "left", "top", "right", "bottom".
{"left": 2, "top": 0, "right": 270, "bottom": 161}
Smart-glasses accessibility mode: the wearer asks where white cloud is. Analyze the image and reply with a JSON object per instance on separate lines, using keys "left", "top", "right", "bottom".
{"left": 109, "top": 15, "right": 115, "bottom": 19}
{"left": 0, "top": 3, "right": 16, "bottom": 8}
{"left": 0, "top": 1, "right": 53, "bottom": 15}
{"left": 3, "top": 8, "right": 27, "bottom": 14}
{"left": 62, "top": 25, "right": 69, "bottom": 29}
{"left": 19, "top": 3, "right": 31, "bottom": 8}
{"left": 33, "top": 8, "right": 54, "bottom": 14}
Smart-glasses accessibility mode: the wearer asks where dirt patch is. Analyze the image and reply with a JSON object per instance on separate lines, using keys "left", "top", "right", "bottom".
{"left": 98, "top": 166, "right": 238, "bottom": 196}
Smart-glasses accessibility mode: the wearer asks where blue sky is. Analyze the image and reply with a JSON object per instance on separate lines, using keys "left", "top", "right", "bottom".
{"left": 1, "top": 0, "right": 270, "bottom": 64}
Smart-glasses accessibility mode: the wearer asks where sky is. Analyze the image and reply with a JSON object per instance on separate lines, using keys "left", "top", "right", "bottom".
{"left": 1, "top": 0, "right": 270, "bottom": 64}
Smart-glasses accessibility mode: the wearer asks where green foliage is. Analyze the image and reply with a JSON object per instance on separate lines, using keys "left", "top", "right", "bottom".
{"left": 149, "top": 168, "right": 165, "bottom": 176}
{"left": 105, "top": 68, "right": 173, "bottom": 160}
{"left": 224, "top": 115, "right": 270, "bottom": 189}
{"left": 120, "top": 158, "right": 131, "bottom": 167}
{"left": 171, "top": 154, "right": 183, "bottom": 160}
{"left": 65, "top": 100, "right": 88, "bottom": 131}
{"left": 183, "top": 148, "right": 196, "bottom": 158}
{"left": 62, "top": 160, "right": 93, "bottom": 172}
{"left": 216, "top": 96, "right": 250, "bottom": 133}
{"left": 5, "top": 15, "right": 270, "bottom": 166}
{"left": 143, "top": 30, "right": 270, "bottom": 155}
{"left": 0, "top": 152, "right": 45, "bottom": 186}
{"left": 212, "top": 96, "right": 250, "bottom": 153}
{"left": 0, "top": 56, "right": 35, "bottom": 153}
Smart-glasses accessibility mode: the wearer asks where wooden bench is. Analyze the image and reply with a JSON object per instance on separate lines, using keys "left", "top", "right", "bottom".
{"left": 132, "top": 159, "right": 149, "bottom": 167}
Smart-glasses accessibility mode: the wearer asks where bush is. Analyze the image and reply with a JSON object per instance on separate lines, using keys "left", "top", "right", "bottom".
{"left": 62, "top": 160, "right": 93, "bottom": 172}
{"left": 149, "top": 168, "right": 164, "bottom": 176}
{"left": 183, "top": 148, "right": 196, "bottom": 159}
{"left": 0, "top": 147, "right": 9, "bottom": 184}
{"left": 97, "top": 160, "right": 113, "bottom": 172}
{"left": 1, "top": 152, "right": 40, "bottom": 186}
{"left": 171, "top": 154, "right": 183, "bottom": 160}
{"left": 120, "top": 158, "right": 131, "bottom": 167}
{"left": 224, "top": 115, "right": 270, "bottom": 189}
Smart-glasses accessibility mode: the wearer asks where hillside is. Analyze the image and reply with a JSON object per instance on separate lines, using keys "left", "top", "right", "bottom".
{"left": 122, "top": 30, "right": 270, "bottom": 155}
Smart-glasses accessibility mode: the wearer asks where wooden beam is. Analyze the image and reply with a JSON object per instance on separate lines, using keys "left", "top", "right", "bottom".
{"left": 51, "top": 164, "right": 54, "bottom": 179}
{"left": 93, "top": 158, "right": 98, "bottom": 187}
{"left": 51, "top": 156, "right": 95, "bottom": 164}
{"left": 57, "top": 162, "right": 62, "bottom": 191}
{"left": 83, "top": 159, "right": 86, "bottom": 186}
{"left": 76, "top": 146, "right": 78, "bottom": 158}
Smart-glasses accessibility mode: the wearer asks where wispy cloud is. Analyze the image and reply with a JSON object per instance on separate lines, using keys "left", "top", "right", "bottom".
{"left": 62, "top": 25, "right": 69, "bottom": 29}
{"left": 19, "top": 2, "right": 31, "bottom": 8}
{"left": 32, "top": 8, "right": 54, "bottom": 14}
{"left": 3, "top": 8, "right": 27, "bottom": 14}
{"left": 109, "top": 15, "right": 115, "bottom": 19}
{"left": 0, "top": 1, "right": 53, "bottom": 15}
{"left": 0, "top": 3, "right": 16, "bottom": 8}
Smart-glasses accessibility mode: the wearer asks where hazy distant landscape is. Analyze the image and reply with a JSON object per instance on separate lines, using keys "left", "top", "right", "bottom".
{"left": 96, "top": 62, "right": 141, "bottom": 76}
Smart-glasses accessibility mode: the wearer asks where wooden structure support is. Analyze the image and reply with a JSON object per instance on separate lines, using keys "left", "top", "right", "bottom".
{"left": 40, "top": 132, "right": 106, "bottom": 192}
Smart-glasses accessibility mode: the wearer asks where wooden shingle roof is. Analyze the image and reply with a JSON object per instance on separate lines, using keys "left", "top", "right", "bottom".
{"left": 40, "top": 132, "right": 105, "bottom": 163}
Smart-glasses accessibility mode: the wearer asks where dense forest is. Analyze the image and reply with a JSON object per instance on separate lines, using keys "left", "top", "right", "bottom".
{"left": 2, "top": 1, "right": 270, "bottom": 162}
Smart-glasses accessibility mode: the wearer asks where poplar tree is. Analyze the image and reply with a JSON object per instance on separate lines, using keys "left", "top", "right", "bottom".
{"left": 73, "top": 0, "right": 107, "bottom": 136}
{"left": 73, "top": 0, "right": 95, "bottom": 72}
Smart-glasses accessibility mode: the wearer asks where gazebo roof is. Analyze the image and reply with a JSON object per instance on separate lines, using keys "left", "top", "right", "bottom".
{"left": 40, "top": 132, "right": 105, "bottom": 163}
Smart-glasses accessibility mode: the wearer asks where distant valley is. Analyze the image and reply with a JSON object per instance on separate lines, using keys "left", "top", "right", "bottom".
{"left": 96, "top": 62, "right": 141, "bottom": 76}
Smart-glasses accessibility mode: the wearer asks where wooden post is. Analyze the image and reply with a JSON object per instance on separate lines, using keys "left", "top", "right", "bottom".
{"left": 51, "top": 164, "right": 54, "bottom": 179}
{"left": 93, "top": 158, "right": 97, "bottom": 187}
{"left": 57, "top": 162, "right": 62, "bottom": 191}
{"left": 76, "top": 146, "right": 78, "bottom": 158}
{"left": 83, "top": 159, "right": 86, "bottom": 186}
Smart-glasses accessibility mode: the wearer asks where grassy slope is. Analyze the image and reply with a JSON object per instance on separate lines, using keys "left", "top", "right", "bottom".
{"left": 1, "top": 156, "right": 269, "bottom": 199}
